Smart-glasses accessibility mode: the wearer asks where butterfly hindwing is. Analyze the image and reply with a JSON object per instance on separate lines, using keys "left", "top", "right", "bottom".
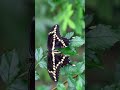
{"left": 47, "top": 52, "right": 61, "bottom": 82}
{"left": 47, "top": 52, "right": 71, "bottom": 82}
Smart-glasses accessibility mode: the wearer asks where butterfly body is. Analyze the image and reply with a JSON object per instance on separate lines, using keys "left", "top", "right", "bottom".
{"left": 47, "top": 24, "right": 71, "bottom": 82}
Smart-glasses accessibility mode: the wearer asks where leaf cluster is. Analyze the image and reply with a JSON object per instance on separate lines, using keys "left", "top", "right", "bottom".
{"left": 35, "top": 32, "right": 85, "bottom": 90}
{"left": 0, "top": 50, "right": 27, "bottom": 90}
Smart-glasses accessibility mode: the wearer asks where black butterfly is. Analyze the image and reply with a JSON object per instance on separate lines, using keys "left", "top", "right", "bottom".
{"left": 47, "top": 24, "right": 71, "bottom": 82}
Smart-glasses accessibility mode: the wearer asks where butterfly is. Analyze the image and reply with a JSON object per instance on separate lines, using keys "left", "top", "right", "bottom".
{"left": 47, "top": 24, "right": 71, "bottom": 82}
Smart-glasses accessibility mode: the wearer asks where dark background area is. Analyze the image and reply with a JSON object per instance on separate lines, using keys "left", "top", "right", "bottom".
{"left": 86, "top": 0, "right": 120, "bottom": 89}
{"left": 0, "top": 0, "right": 34, "bottom": 90}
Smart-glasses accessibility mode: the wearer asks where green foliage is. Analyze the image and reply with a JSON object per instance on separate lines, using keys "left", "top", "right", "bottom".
{"left": 76, "top": 76, "right": 84, "bottom": 90}
{"left": 65, "top": 32, "right": 74, "bottom": 39}
{"left": 35, "top": 33, "right": 85, "bottom": 89}
{"left": 57, "top": 47, "right": 77, "bottom": 56}
{"left": 85, "top": 14, "right": 93, "bottom": 27}
{"left": 70, "top": 36, "right": 85, "bottom": 47}
{"left": 35, "top": 0, "right": 85, "bottom": 89}
{"left": 0, "top": 50, "right": 27, "bottom": 90}
{"left": 36, "top": 85, "right": 50, "bottom": 90}
{"left": 35, "top": 0, "right": 85, "bottom": 48}
{"left": 35, "top": 71, "right": 40, "bottom": 80}
{"left": 57, "top": 83, "right": 66, "bottom": 90}
{"left": 58, "top": 34, "right": 85, "bottom": 56}
{"left": 35, "top": 48, "right": 47, "bottom": 69}
{"left": 86, "top": 20, "right": 120, "bottom": 69}
{"left": 101, "top": 83, "right": 120, "bottom": 90}
{"left": 86, "top": 24, "right": 119, "bottom": 50}
{"left": 86, "top": 12, "right": 120, "bottom": 89}
{"left": 54, "top": 3, "right": 75, "bottom": 33}
{"left": 35, "top": 48, "right": 43, "bottom": 61}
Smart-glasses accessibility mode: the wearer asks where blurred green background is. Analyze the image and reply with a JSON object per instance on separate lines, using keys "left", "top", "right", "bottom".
{"left": 35, "top": 0, "right": 85, "bottom": 90}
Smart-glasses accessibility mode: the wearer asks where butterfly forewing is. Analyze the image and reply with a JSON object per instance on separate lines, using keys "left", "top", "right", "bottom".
{"left": 47, "top": 25, "right": 70, "bottom": 50}
{"left": 47, "top": 33, "right": 54, "bottom": 51}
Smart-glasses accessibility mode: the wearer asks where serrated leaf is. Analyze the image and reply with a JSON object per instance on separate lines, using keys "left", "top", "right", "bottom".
{"left": 70, "top": 36, "right": 85, "bottom": 47}
{"left": 57, "top": 83, "right": 66, "bottom": 90}
{"left": 76, "top": 62, "right": 85, "bottom": 74}
{"left": 67, "top": 78, "right": 75, "bottom": 88}
{"left": 86, "top": 24, "right": 119, "bottom": 50}
{"left": 39, "top": 60, "right": 47, "bottom": 69}
{"left": 35, "top": 71, "right": 40, "bottom": 80}
{"left": 61, "top": 64, "right": 78, "bottom": 75}
{"left": 69, "top": 76, "right": 76, "bottom": 86}
{"left": 0, "top": 54, "right": 9, "bottom": 82}
{"left": 58, "top": 47, "right": 77, "bottom": 56}
{"left": 65, "top": 32, "right": 74, "bottom": 39}
{"left": 0, "top": 50, "right": 19, "bottom": 83}
{"left": 9, "top": 50, "right": 19, "bottom": 82}
{"left": 0, "top": 50, "right": 27, "bottom": 90}
{"left": 35, "top": 47, "right": 43, "bottom": 61}
{"left": 76, "top": 76, "right": 83, "bottom": 90}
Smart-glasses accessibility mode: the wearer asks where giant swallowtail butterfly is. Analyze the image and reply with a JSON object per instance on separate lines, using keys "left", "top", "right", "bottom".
{"left": 47, "top": 24, "right": 71, "bottom": 82}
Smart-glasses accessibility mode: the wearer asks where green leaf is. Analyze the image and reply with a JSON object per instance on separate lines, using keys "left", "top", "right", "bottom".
{"left": 86, "top": 61, "right": 104, "bottom": 69}
{"left": 35, "top": 71, "right": 40, "bottom": 80}
{"left": 76, "top": 76, "right": 83, "bottom": 90}
{"left": 76, "top": 62, "right": 85, "bottom": 74}
{"left": 39, "top": 60, "right": 47, "bottom": 69}
{"left": 62, "top": 20, "right": 68, "bottom": 32}
{"left": 57, "top": 83, "right": 66, "bottom": 90}
{"left": 67, "top": 78, "right": 75, "bottom": 88}
{"left": 85, "top": 14, "right": 93, "bottom": 27}
{"left": 35, "top": 48, "right": 47, "bottom": 69}
{"left": 68, "top": 19, "right": 76, "bottom": 29}
{"left": 65, "top": 32, "right": 74, "bottom": 39}
{"left": 75, "top": 26, "right": 83, "bottom": 35}
{"left": 68, "top": 76, "right": 76, "bottom": 86}
{"left": 0, "top": 54, "right": 9, "bottom": 82}
{"left": 86, "top": 48, "right": 101, "bottom": 64}
{"left": 9, "top": 50, "right": 19, "bottom": 82}
{"left": 0, "top": 50, "right": 27, "bottom": 90}
{"left": 58, "top": 47, "right": 77, "bottom": 56}
{"left": 0, "top": 50, "right": 19, "bottom": 83}
{"left": 36, "top": 85, "right": 50, "bottom": 90}
{"left": 35, "top": 47, "right": 43, "bottom": 61}
{"left": 61, "top": 65, "right": 74, "bottom": 75}
{"left": 70, "top": 36, "right": 85, "bottom": 47}
{"left": 86, "top": 24, "right": 119, "bottom": 50}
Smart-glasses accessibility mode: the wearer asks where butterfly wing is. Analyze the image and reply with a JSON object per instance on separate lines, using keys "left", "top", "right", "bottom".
{"left": 47, "top": 52, "right": 71, "bottom": 82}
{"left": 47, "top": 24, "right": 71, "bottom": 82}
{"left": 47, "top": 52, "right": 61, "bottom": 82}
{"left": 48, "top": 24, "right": 69, "bottom": 50}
